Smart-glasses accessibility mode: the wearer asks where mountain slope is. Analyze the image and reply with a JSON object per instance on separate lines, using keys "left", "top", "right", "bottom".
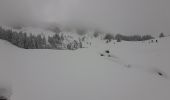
{"left": 0, "top": 37, "right": 170, "bottom": 100}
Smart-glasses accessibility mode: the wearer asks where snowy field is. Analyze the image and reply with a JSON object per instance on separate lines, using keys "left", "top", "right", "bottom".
{"left": 0, "top": 37, "right": 170, "bottom": 100}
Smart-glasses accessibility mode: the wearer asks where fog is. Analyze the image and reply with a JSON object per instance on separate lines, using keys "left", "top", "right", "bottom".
{"left": 0, "top": 0, "right": 170, "bottom": 35}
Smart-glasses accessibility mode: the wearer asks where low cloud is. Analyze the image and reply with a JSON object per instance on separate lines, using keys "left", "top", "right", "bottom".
{"left": 0, "top": 0, "right": 169, "bottom": 35}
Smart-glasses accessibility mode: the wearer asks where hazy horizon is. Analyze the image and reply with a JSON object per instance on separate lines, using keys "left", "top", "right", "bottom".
{"left": 0, "top": 0, "right": 169, "bottom": 36}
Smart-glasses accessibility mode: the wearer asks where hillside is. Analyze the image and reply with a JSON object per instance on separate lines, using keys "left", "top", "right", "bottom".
{"left": 0, "top": 36, "right": 170, "bottom": 100}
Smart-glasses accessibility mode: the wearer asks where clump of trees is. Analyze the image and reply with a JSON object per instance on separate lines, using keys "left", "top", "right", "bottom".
{"left": 67, "top": 40, "right": 82, "bottom": 50}
{"left": 0, "top": 26, "right": 82, "bottom": 50}
{"left": 48, "top": 33, "right": 82, "bottom": 50}
{"left": 159, "top": 32, "right": 165, "bottom": 38}
{"left": 104, "top": 33, "right": 114, "bottom": 41}
{"left": 0, "top": 27, "right": 47, "bottom": 49}
{"left": 114, "top": 34, "right": 153, "bottom": 41}
{"left": 103, "top": 33, "right": 153, "bottom": 42}
{"left": 93, "top": 30, "right": 103, "bottom": 38}
{"left": 48, "top": 33, "right": 64, "bottom": 49}
{"left": 93, "top": 32, "right": 99, "bottom": 38}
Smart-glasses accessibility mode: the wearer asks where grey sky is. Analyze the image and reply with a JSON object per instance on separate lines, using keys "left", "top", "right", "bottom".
{"left": 0, "top": 0, "right": 169, "bottom": 35}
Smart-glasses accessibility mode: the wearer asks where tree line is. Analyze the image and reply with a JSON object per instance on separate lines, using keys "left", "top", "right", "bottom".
{"left": 0, "top": 27, "right": 82, "bottom": 50}
{"left": 104, "top": 33, "right": 154, "bottom": 42}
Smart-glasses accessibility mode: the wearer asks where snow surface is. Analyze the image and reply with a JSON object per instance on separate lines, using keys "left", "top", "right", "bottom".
{"left": 0, "top": 37, "right": 170, "bottom": 100}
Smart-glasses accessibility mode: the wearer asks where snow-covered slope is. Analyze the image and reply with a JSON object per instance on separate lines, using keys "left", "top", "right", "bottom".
{"left": 0, "top": 37, "right": 170, "bottom": 100}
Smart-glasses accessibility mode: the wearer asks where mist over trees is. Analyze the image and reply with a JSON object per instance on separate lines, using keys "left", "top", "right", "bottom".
{"left": 0, "top": 26, "right": 82, "bottom": 50}
{"left": 76, "top": 28, "right": 87, "bottom": 36}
